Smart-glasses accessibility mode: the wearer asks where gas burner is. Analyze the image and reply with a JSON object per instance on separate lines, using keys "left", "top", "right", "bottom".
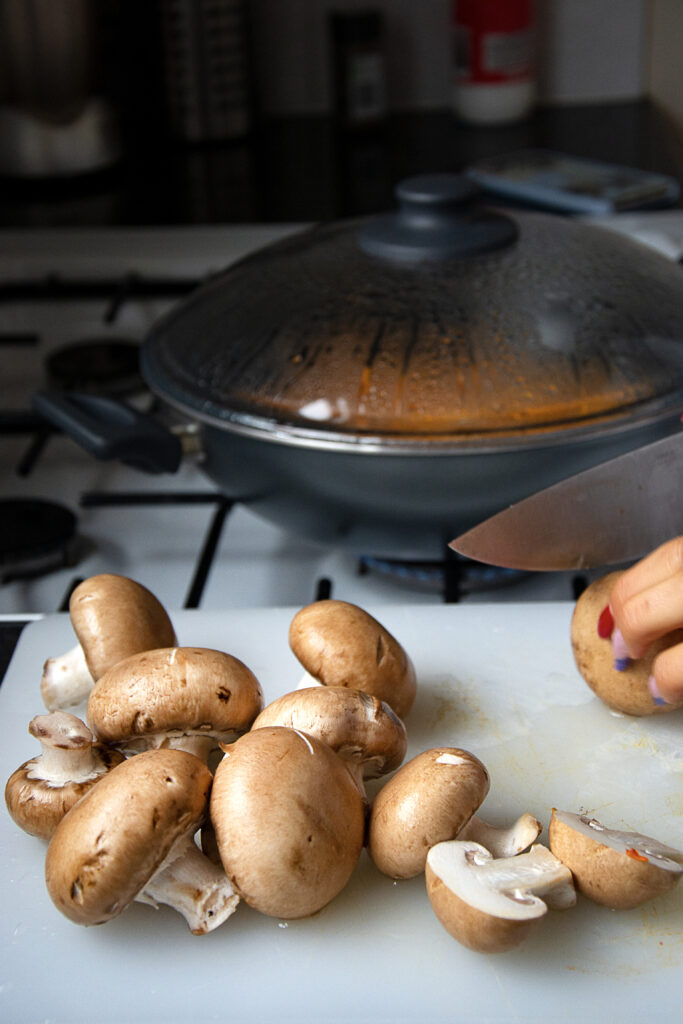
{"left": 46, "top": 339, "right": 144, "bottom": 397}
{"left": 358, "top": 554, "right": 530, "bottom": 601}
{"left": 0, "top": 498, "right": 79, "bottom": 582}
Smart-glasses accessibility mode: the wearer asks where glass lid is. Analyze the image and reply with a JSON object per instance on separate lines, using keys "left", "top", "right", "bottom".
{"left": 143, "top": 176, "right": 683, "bottom": 444}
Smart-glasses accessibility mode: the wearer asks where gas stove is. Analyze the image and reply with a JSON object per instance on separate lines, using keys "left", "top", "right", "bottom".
{"left": 3, "top": 214, "right": 682, "bottom": 666}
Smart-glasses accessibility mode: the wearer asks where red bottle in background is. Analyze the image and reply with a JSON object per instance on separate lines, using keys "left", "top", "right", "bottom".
{"left": 452, "top": 0, "right": 536, "bottom": 124}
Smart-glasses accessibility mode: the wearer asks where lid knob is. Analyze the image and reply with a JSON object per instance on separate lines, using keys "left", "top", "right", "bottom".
{"left": 357, "top": 173, "right": 517, "bottom": 263}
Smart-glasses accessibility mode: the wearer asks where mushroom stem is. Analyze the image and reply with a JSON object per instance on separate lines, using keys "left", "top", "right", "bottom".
{"left": 41, "top": 644, "right": 94, "bottom": 711}
{"left": 459, "top": 813, "right": 542, "bottom": 858}
{"left": 137, "top": 833, "right": 240, "bottom": 934}
{"left": 27, "top": 712, "right": 111, "bottom": 785}
{"left": 340, "top": 758, "right": 368, "bottom": 803}
{"left": 122, "top": 732, "right": 219, "bottom": 763}
{"left": 465, "top": 844, "right": 577, "bottom": 910}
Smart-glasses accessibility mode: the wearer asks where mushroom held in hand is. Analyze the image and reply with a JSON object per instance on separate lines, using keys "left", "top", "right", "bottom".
{"left": 41, "top": 574, "right": 177, "bottom": 711}
{"left": 367, "top": 748, "right": 490, "bottom": 879}
{"left": 210, "top": 726, "right": 365, "bottom": 919}
{"left": 45, "top": 748, "right": 238, "bottom": 934}
{"left": 426, "top": 840, "right": 576, "bottom": 954}
{"left": 5, "top": 711, "right": 124, "bottom": 840}
{"left": 250, "top": 685, "right": 407, "bottom": 800}
{"left": 548, "top": 809, "right": 683, "bottom": 909}
{"left": 571, "top": 571, "right": 683, "bottom": 716}
{"left": 289, "top": 600, "right": 417, "bottom": 718}
{"left": 87, "top": 646, "right": 263, "bottom": 760}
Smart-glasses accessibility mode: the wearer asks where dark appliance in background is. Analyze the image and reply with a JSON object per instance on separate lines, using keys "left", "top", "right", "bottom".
{"left": 159, "top": 0, "right": 253, "bottom": 143}
{"left": 0, "top": 1, "right": 254, "bottom": 176}
{"left": 94, "top": 1, "right": 255, "bottom": 152}
{"left": 0, "top": 0, "right": 121, "bottom": 178}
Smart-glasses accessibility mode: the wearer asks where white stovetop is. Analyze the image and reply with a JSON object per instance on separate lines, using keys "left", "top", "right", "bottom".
{"left": 2, "top": 209, "right": 681, "bottom": 620}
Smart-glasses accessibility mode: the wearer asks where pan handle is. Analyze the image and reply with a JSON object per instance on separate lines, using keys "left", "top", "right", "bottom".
{"left": 32, "top": 392, "right": 182, "bottom": 474}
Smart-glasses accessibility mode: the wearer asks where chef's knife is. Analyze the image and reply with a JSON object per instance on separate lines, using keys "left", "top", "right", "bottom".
{"left": 450, "top": 431, "right": 683, "bottom": 571}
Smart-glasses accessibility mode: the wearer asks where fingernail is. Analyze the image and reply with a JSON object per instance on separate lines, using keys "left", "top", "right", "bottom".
{"left": 648, "top": 675, "right": 671, "bottom": 707}
{"left": 597, "top": 605, "right": 614, "bottom": 639}
{"left": 612, "top": 628, "right": 630, "bottom": 671}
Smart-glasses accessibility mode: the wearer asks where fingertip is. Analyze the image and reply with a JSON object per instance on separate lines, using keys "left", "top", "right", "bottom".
{"left": 611, "top": 628, "right": 631, "bottom": 672}
{"left": 648, "top": 674, "right": 671, "bottom": 707}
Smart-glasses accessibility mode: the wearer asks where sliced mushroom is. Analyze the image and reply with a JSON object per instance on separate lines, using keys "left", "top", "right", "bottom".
{"left": 250, "top": 685, "right": 407, "bottom": 800}
{"left": 548, "top": 809, "right": 683, "bottom": 909}
{"left": 426, "top": 840, "right": 576, "bottom": 953}
{"left": 4, "top": 711, "right": 124, "bottom": 840}
{"left": 289, "top": 600, "right": 417, "bottom": 718}
{"left": 210, "top": 726, "right": 365, "bottom": 919}
{"left": 367, "top": 748, "right": 490, "bottom": 879}
{"left": 41, "top": 574, "right": 176, "bottom": 710}
{"left": 86, "top": 646, "right": 263, "bottom": 761}
{"left": 459, "top": 813, "right": 542, "bottom": 858}
{"left": 45, "top": 748, "right": 238, "bottom": 934}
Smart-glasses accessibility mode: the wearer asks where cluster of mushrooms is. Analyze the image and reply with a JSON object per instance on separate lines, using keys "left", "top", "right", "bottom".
{"left": 5, "top": 573, "right": 683, "bottom": 953}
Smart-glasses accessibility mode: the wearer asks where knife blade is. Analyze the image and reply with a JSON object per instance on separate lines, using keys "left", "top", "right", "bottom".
{"left": 450, "top": 431, "right": 683, "bottom": 571}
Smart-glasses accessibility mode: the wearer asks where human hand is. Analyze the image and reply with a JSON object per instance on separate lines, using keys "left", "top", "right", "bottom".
{"left": 609, "top": 538, "right": 683, "bottom": 707}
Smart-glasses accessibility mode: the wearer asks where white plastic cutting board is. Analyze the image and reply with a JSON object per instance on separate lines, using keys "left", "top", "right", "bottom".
{"left": 1, "top": 603, "right": 681, "bottom": 1024}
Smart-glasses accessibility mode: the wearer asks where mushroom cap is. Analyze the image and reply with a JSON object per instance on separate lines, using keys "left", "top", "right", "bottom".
{"left": 367, "top": 747, "right": 490, "bottom": 879}
{"left": 68, "top": 573, "right": 177, "bottom": 681}
{"left": 45, "top": 748, "right": 212, "bottom": 926}
{"left": 571, "top": 572, "right": 683, "bottom": 716}
{"left": 86, "top": 647, "right": 264, "bottom": 747}
{"left": 548, "top": 809, "right": 683, "bottom": 909}
{"left": 210, "top": 726, "right": 365, "bottom": 919}
{"left": 251, "top": 686, "right": 407, "bottom": 780}
{"left": 5, "top": 712, "right": 124, "bottom": 840}
{"left": 426, "top": 841, "right": 575, "bottom": 954}
{"left": 289, "top": 600, "right": 417, "bottom": 718}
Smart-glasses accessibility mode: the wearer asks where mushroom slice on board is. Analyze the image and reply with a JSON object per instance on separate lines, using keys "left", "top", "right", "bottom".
{"left": 458, "top": 813, "right": 542, "bottom": 858}
{"left": 41, "top": 574, "right": 177, "bottom": 711}
{"left": 4, "top": 711, "right": 124, "bottom": 840}
{"left": 289, "top": 599, "right": 417, "bottom": 718}
{"left": 367, "top": 747, "right": 490, "bottom": 879}
{"left": 548, "top": 809, "right": 683, "bottom": 909}
{"left": 426, "top": 840, "right": 576, "bottom": 954}
{"left": 86, "top": 646, "right": 263, "bottom": 761}
{"left": 210, "top": 726, "right": 365, "bottom": 919}
{"left": 45, "top": 748, "right": 238, "bottom": 934}
{"left": 250, "top": 685, "right": 407, "bottom": 801}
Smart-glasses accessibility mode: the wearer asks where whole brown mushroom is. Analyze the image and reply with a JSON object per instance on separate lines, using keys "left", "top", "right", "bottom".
{"left": 45, "top": 748, "right": 238, "bottom": 933}
{"left": 210, "top": 726, "right": 365, "bottom": 919}
{"left": 250, "top": 685, "right": 407, "bottom": 800}
{"left": 5, "top": 711, "right": 124, "bottom": 840}
{"left": 41, "top": 574, "right": 177, "bottom": 710}
{"left": 571, "top": 571, "right": 683, "bottom": 716}
{"left": 86, "top": 646, "right": 263, "bottom": 761}
{"left": 289, "top": 599, "right": 417, "bottom": 718}
{"left": 367, "top": 747, "right": 490, "bottom": 879}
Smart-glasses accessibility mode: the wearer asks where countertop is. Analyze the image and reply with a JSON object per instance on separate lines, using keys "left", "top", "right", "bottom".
{"left": 1, "top": 100, "right": 682, "bottom": 228}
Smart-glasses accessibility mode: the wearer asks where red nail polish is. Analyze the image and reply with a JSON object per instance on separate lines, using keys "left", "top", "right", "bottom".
{"left": 597, "top": 605, "right": 614, "bottom": 639}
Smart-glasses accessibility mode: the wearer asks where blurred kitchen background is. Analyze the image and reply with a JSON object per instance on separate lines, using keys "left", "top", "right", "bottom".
{"left": 0, "top": 0, "right": 681, "bottom": 227}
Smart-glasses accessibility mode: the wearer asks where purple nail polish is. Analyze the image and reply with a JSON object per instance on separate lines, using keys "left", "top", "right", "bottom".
{"left": 611, "top": 628, "right": 630, "bottom": 672}
{"left": 648, "top": 675, "right": 670, "bottom": 707}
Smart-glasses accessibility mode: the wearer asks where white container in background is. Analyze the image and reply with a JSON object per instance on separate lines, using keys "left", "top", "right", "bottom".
{"left": 452, "top": 0, "right": 536, "bottom": 124}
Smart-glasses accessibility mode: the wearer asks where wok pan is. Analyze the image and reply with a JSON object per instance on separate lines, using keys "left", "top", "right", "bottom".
{"left": 34, "top": 175, "right": 683, "bottom": 559}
